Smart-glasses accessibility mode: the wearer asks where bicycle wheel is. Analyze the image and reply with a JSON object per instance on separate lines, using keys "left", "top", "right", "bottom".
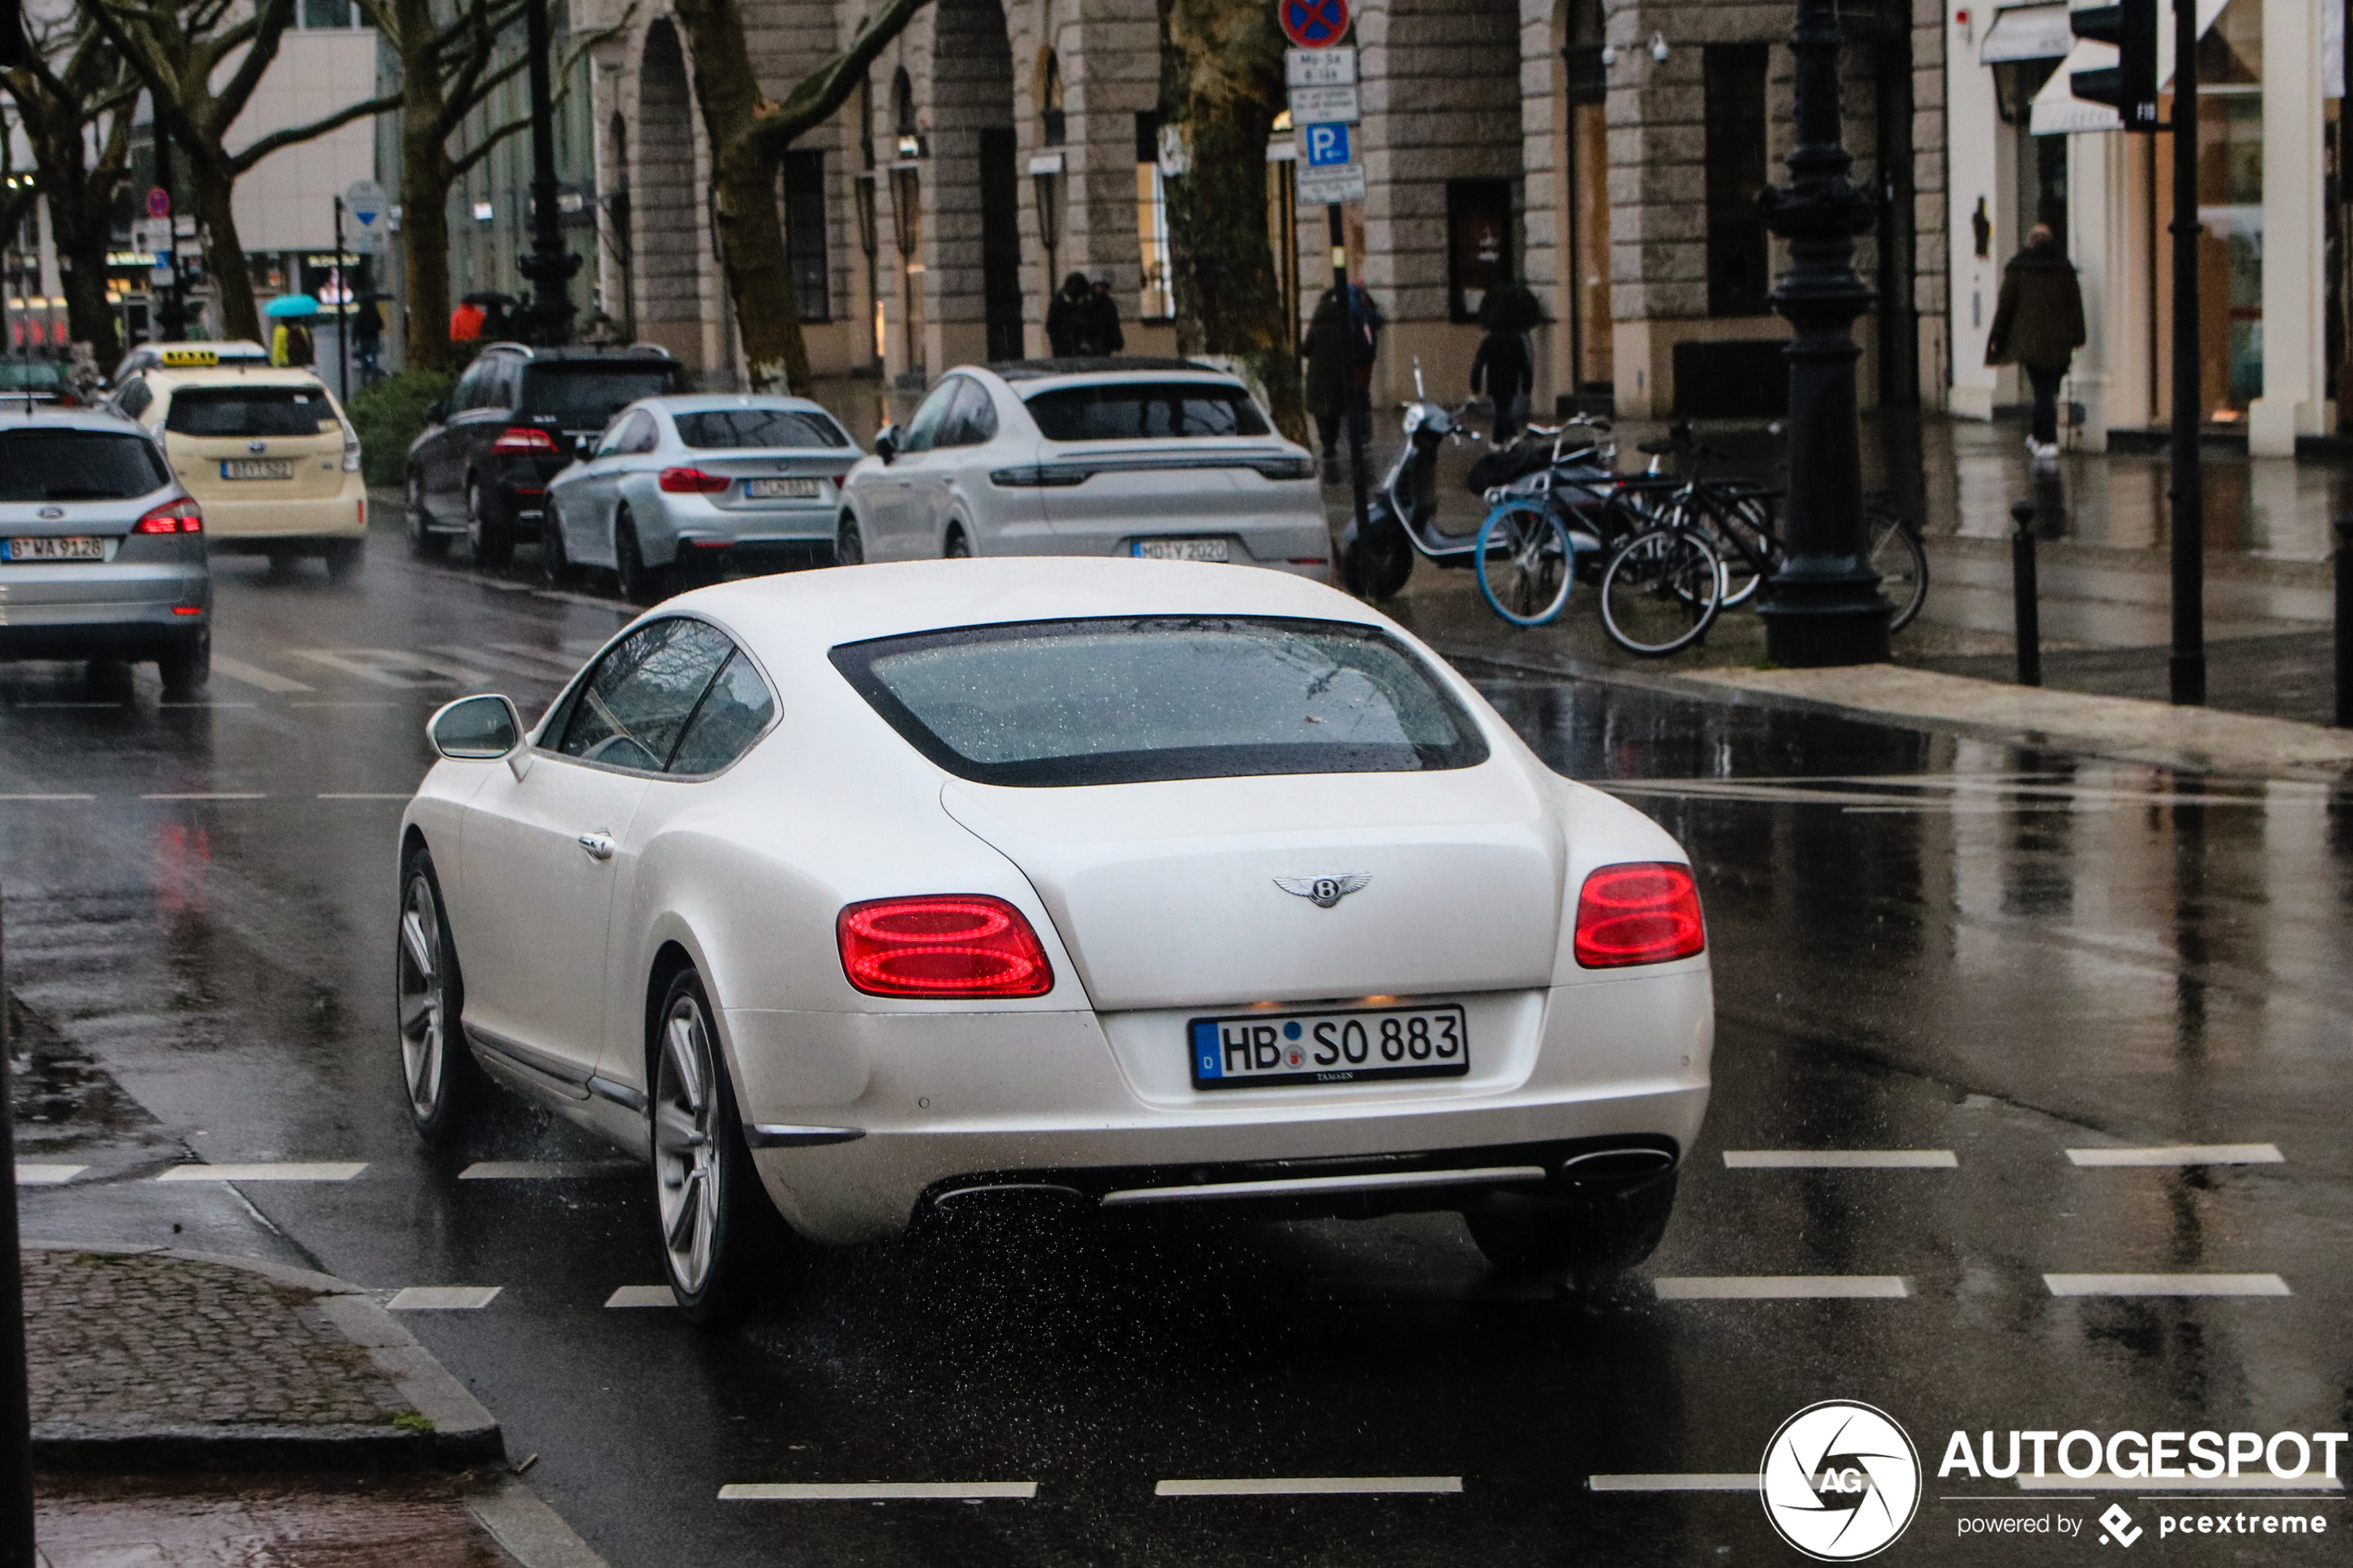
{"left": 1706, "top": 493, "right": 1780, "bottom": 608}
{"left": 1868, "top": 509, "right": 1930, "bottom": 633}
{"left": 1598, "top": 525, "right": 1724, "bottom": 656}
{"left": 1475, "top": 501, "right": 1574, "bottom": 627}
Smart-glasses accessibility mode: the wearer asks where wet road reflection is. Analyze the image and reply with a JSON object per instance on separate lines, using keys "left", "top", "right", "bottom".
{"left": 7, "top": 546, "right": 2347, "bottom": 1565}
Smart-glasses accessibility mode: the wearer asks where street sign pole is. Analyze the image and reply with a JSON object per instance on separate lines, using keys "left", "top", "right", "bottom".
{"left": 2167, "top": 0, "right": 2203, "bottom": 705}
{"left": 334, "top": 196, "right": 350, "bottom": 402}
{"left": 1331, "top": 204, "right": 1371, "bottom": 575}
{"left": 1284, "top": 33, "right": 1370, "bottom": 584}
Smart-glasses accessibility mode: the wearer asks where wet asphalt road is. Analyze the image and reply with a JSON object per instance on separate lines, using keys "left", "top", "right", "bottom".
{"left": 8, "top": 534, "right": 2351, "bottom": 1566}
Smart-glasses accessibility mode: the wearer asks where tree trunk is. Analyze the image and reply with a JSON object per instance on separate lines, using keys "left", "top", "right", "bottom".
{"left": 19, "top": 105, "right": 127, "bottom": 371}
{"left": 669, "top": 0, "right": 811, "bottom": 393}
{"left": 1156, "top": 0, "right": 1302, "bottom": 439}
{"left": 187, "top": 152, "right": 261, "bottom": 343}
{"left": 395, "top": 0, "right": 458, "bottom": 373}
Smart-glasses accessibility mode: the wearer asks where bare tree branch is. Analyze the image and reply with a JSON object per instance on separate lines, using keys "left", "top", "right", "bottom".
{"left": 230, "top": 88, "right": 406, "bottom": 172}
{"left": 749, "top": 0, "right": 931, "bottom": 155}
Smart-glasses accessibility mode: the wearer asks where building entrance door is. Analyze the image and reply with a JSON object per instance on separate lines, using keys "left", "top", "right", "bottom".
{"left": 980, "top": 127, "right": 1024, "bottom": 361}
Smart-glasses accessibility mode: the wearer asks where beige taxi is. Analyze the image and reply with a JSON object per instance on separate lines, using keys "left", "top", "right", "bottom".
{"left": 108, "top": 347, "right": 368, "bottom": 579}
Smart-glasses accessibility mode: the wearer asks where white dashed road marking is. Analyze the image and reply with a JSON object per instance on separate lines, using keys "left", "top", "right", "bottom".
{"left": 2066, "top": 1145, "right": 2284, "bottom": 1166}
{"left": 461, "top": 1160, "right": 636, "bottom": 1179}
{"left": 2045, "top": 1273, "right": 2291, "bottom": 1297}
{"left": 1723, "top": 1149, "right": 1958, "bottom": 1169}
{"left": 0, "top": 794, "right": 95, "bottom": 801}
{"left": 604, "top": 1286, "right": 674, "bottom": 1309}
{"left": 15, "top": 1163, "right": 87, "bottom": 1185}
{"left": 317, "top": 793, "right": 413, "bottom": 801}
{"left": 142, "top": 793, "right": 267, "bottom": 802}
{"left": 719, "top": 1483, "right": 1038, "bottom": 1501}
{"left": 208, "top": 655, "right": 314, "bottom": 693}
{"left": 1588, "top": 1474, "right": 1760, "bottom": 1493}
{"left": 387, "top": 1286, "right": 503, "bottom": 1311}
{"left": 155, "top": 1162, "right": 366, "bottom": 1182}
{"left": 1653, "top": 1276, "right": 1911, "bottom": 1299}
{"left": 1155, "top": 1477, "right": 1462, "bottom": 1497}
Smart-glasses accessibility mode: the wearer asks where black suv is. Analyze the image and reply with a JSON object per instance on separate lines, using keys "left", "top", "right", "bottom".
{"left": 405, "top": 344, "right": 689, "bottom": 566}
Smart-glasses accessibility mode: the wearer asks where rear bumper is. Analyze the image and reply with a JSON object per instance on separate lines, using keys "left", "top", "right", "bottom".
{"left": 722, "top": 972, "right": 1712, "bottom": 1244}
{"left": 639, "top": 495, "right": 838, "bottom": 565}
{"left": 0, "top": 609, "right": 207, "bottom": 661}
{"left": 197, "top": 477, "right": 369, "bottom": 540}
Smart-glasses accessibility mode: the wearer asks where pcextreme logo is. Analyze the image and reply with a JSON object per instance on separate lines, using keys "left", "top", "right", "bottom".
{"left": 1760, "top": 1401, "right": 1923, "bottom": 1561}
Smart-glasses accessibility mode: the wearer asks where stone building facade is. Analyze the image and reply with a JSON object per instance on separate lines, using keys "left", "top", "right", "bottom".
{"left": 571, "top": 0, "right": 1953, "bottom": 420}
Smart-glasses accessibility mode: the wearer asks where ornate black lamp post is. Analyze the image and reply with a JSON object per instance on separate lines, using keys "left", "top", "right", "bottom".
{"left": 1755, "top": 0, "right": 1892, "bottom": 666}
{"left": 517, "top": 0, "right": 579, "bottom": 346}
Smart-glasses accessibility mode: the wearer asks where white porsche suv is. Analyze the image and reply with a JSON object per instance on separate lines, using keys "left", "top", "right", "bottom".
{"left": 836, "top": 359, "right": 1329, "bottom": 576}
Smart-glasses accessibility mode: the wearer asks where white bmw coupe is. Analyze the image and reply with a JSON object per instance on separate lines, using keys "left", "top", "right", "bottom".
{"left": 398, "top": 559, "right": 1712, "bottom": 1320}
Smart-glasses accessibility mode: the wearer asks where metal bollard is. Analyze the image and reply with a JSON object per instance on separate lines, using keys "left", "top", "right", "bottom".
{"left": 2012, "top": 500, "right": 2041, "bottom": 688}
{"left": 2335, "top": 516, "right": 2353, "bottom": 729}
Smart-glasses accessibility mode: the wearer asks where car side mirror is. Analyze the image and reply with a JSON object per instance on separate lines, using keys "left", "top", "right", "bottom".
{"left": 573, "top": 434, "right": 594, "bottom": 460}
{"left": 429, "top": 693, "right": 522, "bottom": 765}
{"left": 873, "top": 424, "right": 898, "bottom": 463}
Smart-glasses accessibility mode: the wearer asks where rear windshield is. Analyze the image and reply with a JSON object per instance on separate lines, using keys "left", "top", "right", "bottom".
{"left": 0, "top": 363, "right": 63, "bottom": 390}
{"left": 675, "top": 408, "right": 849, "bottom": 450}
{"left": 1024, "top": 383, "right": 1271, "bottom": 442}
{"left": 165, "top": 386, "right": 333, "bottom": 437}
{"left": 830, "top": 616, "right": 1489, "bottom": 787}
{"left": 0, "top": 430, "right": 170, "bottom": 501}
{"left": 524, "top": 365, "right": 685, "bottom": 426}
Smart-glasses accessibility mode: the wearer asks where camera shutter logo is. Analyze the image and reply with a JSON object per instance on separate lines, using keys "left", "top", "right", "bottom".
{"left": 1759, "top": 1400, "right": 1921, "bottom": 1561}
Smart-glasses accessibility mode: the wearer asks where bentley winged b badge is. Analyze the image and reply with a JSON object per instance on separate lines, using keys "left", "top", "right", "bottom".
{"left": 1274, "top": 874, "right": 1371, "bottom": 909}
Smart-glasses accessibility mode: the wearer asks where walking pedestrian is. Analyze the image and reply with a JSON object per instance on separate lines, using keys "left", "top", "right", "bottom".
{"left": 351, "top": 294, "right": 383, "bottom": 382}
{"left": 450, "top": 298, "right": 484, "bottom": 345}
{"left": 1046, "top": 272, "right": 1089, "bottom": 357}
{"left": 1984, "top": 223, "right": 2085, "bottom": 463}
{"left": 271, "top": 315, "right": 315, "bottom": 368}
{"left": 1300, "top": 281, "right": 1383, "bottom": 484}
{"left": 1084, "top": 276, "right": 1125, "bottom": 357}
{"left": 1469, "top": 321, "right": 1532, "bottom": 446}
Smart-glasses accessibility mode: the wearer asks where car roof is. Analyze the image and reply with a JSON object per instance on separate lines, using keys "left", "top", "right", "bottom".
{"left": 676, "top": 558, "right": 1382, "bottom": 671}
{"left": 0, "top": 408, "right": 148, "bottom": 435}
{"left": 988, "top": 357, "right": 1211, "bottom": 383}
{"left": 638, "top": 394, "right": 842, "bottom": 417}
{"left": 478, "top": 342, "right": 677, "bottom": 363}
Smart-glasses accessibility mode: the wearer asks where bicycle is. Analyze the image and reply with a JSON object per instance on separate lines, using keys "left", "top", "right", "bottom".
{"left": 1595, "top": 511, "right": 1727, "bottom": 656}
{"left": 1469, "top": 416, "right": 1667, "bottom": 628}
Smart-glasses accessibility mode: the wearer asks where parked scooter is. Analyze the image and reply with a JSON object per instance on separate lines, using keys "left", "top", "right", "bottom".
{"left": 1337, "top": 364, "right": 1459, "bottom": 599}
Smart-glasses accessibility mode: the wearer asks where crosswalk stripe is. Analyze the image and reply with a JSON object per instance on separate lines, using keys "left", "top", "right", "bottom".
{"left": 720, "top": 1482, "right": 1037, "bottom": 1501}
{"left": 487, "top": 642, "right": 589, "bottom": 671}
{"left": 291, "top": 648, "right": 493, "bottom": 688}
{"left": 386, "top": 1286, "right": 502, "bottom": 1311}
{"left": 1654, "top": 1276, "right": 1911, "bottom": 1299}
{"left": 1723, "top": 1150, "right": 1957, "bottom": 1169}
{"left": 461, "top": 1160, "right": 635, "bottom": 1179}
{"left": 605, "top": 1286, "right": 674, "bottom": 1309}
{"left": 1155, "top": 1477, "right": 1461, "bottom": 1497}
{"left": 208, "top": 655, "right": 314, "bottom": 693}
{"left": 2066, "top": 1145, "right": 2284, "bottom": 1166}
{"left": 2044, "top": 1273, "right": 2291, "bottom": 1297}
{"left": 15, "top": 1163, "right": 87, "bottom": 1185}
{"left": 155, "top": 1162, "right": 366, "bottom": 1182}
{"left": 1589, "top": 1474, "right": 1758, "bottom": 1492}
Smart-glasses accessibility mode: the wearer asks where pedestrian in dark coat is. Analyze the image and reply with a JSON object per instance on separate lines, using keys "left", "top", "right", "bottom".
{"left": 1300, "top": 282, "right": 1383, "bottom": 483}
{"left": 1469, "top": 326, "right": 1532, "bottom": 445}
{"left": 1084, "top": 277, "right": 1125, "bottom": 356}
{"left": 1985, "top": 223, "right": 2086, "bottom": 459}
{"left": 1045, "top": 272, "right": 1089, "bottom": 357}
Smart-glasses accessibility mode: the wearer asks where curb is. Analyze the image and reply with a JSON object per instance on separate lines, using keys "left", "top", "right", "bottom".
{"left": 24, "top": 1239, "right": 504, "bottom": 1473}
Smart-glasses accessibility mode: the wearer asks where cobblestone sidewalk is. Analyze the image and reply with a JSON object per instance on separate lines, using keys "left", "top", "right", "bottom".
{"left": 27, "top": 1248, "right": 407, "bottom": 1435}
{"left": 22, "top": 1242, "right": 501, "bottom": 1469}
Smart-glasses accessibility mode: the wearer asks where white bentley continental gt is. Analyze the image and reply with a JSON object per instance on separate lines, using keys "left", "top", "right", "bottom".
{"left": 397, "top": 559, "right": 1712, "bottom": 1321}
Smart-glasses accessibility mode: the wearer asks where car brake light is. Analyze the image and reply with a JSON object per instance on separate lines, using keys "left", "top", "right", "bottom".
{"left": 134, "top": 499, "right": 203, "bottom": 533}
{"left": 837, "top": 895, "right": 1054, "bottom": 997}
{"left": 491, "top": 425, "right": 560, "bottom": 454}
{"left": 659, "top": 467, "right": 731, "bottom": 494}
{"left": 1573, "top": 862, "right": 1705, "bottom": 969}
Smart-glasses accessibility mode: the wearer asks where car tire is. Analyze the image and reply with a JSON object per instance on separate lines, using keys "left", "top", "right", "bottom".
{"left": 614, "top": 510, "right": 668, "bottom": 605}
{"left": 1464, "top": 1171, "right": 1679, "bottom": 1283}
{"left": 650, "top": 967, "right": 787, "bottom": 1325}
{"left": 396, "top": 846, "right": 487, "bottom": 1147}
{"left": 405, "top": 472, "right": 449, "bottom": 560}
{"left": 157, "top": 630, "right": 210, "bottom": 697}
{"left": 466, "top": 479, "right": 513, "bottom": 570}
{"left": 321, "top": 538, "right": 364, "bottom": 583}
{"left": 834, "top": 513, "right": 864, "bottom": 567}
{"left": 944, "top": 526, "right": 971, "bottom": 559}
{"left": 539, "top": 503, "right": 577, "bottom": 586}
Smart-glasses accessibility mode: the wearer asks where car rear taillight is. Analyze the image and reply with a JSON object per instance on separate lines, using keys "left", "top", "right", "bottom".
{"left": 491, "top": 425, "right": 560, "bottom": 454}
{"left": 1573, "top": 862, "right": 1705, "bottom": 969}
{"left": 658, "top": 467, "right": 731, "bottom": 494}
{"left": 134, "top": 499, "right": 204, "bottom": 533}
{"left": 837, "top": 895, "right": 1054, "bottom": 997}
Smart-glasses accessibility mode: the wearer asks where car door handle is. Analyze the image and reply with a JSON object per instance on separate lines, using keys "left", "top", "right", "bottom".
{"left": 577, "top": 832, "right": 616, "bottom": 861}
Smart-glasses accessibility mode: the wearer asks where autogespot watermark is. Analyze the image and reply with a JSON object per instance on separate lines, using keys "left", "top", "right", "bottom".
{"left": 1761, "top": 1401, "right": 1923, "bottom": 1561}
{"left": 1936, "top": 1427, "right": 2349, "bottom": 1485}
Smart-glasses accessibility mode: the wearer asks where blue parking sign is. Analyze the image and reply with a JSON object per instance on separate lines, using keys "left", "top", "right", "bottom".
{"left": 1302, "top": 121, "right": 1352, "bottom": 167}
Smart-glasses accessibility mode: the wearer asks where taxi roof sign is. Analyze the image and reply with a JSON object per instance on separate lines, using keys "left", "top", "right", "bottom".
{"left": 159, "top": 346, "right": 219, "bottom": 368}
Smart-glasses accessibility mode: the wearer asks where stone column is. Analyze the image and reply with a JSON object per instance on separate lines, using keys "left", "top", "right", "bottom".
{"left": 1943, "top": 7, "right": 2001, "bottom": 420}
{"left": 2246, "top": 0, "right": 2328, "bottom": 455}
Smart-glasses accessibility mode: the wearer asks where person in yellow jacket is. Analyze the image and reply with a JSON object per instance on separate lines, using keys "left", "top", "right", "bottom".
{"left": 270, "top": 317, "right": 316, "bottom": 368}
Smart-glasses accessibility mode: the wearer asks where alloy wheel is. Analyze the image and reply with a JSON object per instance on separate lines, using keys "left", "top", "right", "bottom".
{"left": 653, "top": 991, "right": 724, "bottom": 1297}
{"left": 396, "top": 872, "right": 447, "bottom": 1120}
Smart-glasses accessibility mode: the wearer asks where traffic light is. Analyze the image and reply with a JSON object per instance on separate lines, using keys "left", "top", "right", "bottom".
{"left": 2070, "top": 0, "right": 2160, "bottom": 132}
